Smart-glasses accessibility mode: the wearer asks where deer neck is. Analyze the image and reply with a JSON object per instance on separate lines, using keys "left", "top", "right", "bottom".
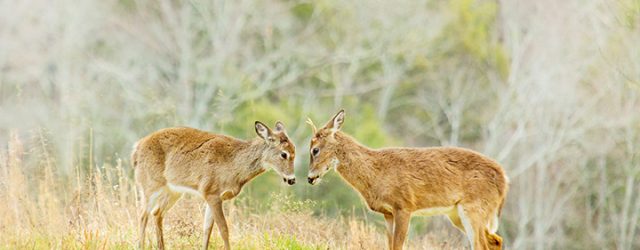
{"left": 231, "top": 138, "right": 268, "bottom": 186}
{"left": 333, "top": 132, "right": 377, "bottom": 193}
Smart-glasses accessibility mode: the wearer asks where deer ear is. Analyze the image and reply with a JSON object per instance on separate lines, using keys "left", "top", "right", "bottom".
{"left": 255, "top": 121, "right": 273, "bottom": 141}
{"left": 274, "top": 121, "right": 286, "bottom": 133}
{"left": 325, "top": 109, "right": 345, "bottom": 133}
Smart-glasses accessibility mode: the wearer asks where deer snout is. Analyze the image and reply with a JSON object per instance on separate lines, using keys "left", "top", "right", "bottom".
{"left": 307, "top": 176, "right": 319, "bottom": 185}
{"left": 283, "top": 176, "right": 296, "bottom": 185}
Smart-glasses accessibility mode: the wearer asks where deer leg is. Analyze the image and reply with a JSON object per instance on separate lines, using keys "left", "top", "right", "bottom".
{"left": 485, "top": 210, "right": 503, "bottom": 250}
{"left": 202, "top": 204, "right": 215, "bottom": 250}
{"left": 457, "top": 204, "right": 477, "bottom": 250}
{"left": 458, "top": 203, "right": 493, "bottom": 250}
{"left": 447, "top": 209, "right": 465, "bottom": 232}
{"left": 392, "top": 210, "right": 410, "bottom": 250}
{"left": 139, "top": 188, "right": 163, "bottom": 250}
{"left": 472, "top": 224, "right": 490, "bottom": 250}
{"left": 485, "top": 228, "right": 503, "bottom": 250}
{"left": 208, "top": 197, "right": 230, "bottom": 250}
{"left": 154, "top": 212, "right": 165, "bottom": 250}
{"left": 139, "top": 209, "right": 149, "bottom": 250}
{"left": 151, "top": 188, "right": 181, "bottom": 250}
{"left": 383, "top": 213, "right": 394, "bottom": 250}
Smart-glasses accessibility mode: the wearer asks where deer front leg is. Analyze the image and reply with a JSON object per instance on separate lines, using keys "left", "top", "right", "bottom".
{"left": 202, "top": 204, "right": 215, "bottom": 250}
{"left": 383, "top": 213, "right": 394, "bottom": 250}
{"left": 208, "top": 197, "right": 230, "bottom": 250}
{"left": 392, "top": 210, "right": 410, "bottom": 250}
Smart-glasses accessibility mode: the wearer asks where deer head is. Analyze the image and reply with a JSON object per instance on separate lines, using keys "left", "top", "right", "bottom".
{"left": 255, "top": 121, "right": 296, "bottom": 185}
{"left": 306, "top": 110, "right": 344, "bottom": 185}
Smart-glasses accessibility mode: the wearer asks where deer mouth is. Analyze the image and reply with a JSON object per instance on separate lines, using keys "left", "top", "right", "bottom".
{"left": 307, "top": 176, "right": 321, "bottom": 185}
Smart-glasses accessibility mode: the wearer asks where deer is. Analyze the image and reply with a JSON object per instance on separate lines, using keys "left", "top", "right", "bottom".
{"left": 306, "top": 110, "right": 508, "bottom": 250}
{"left": 131, "top": 121, "right": 296, "bottom": 250}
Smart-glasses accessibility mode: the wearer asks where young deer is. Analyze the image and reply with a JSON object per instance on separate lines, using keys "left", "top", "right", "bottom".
{"left": 132, "top": 122, "right": 296, "bottom": 250}
{"left": 306, "top": 110, "right": 508, "bottom": 250}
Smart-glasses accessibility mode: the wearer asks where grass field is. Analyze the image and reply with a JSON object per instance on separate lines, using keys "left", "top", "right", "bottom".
{"left": 0, "top": 132, "right": 464, "bottom": 249}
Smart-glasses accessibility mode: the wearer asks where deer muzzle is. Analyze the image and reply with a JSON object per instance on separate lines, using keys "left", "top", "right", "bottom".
{"left": 283, "top": 177, "right": 296, "bottom": 185}
{"left": 307, "top": 176, "right": 320, "bottom": 185}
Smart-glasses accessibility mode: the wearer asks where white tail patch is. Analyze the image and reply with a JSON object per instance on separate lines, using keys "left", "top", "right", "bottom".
{"left": 488, "top": 213, "right": 499, "bottom": 233}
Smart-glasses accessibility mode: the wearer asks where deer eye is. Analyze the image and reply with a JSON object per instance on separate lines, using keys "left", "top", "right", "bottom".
{"left": 312, "top": 147, "right": 320, "bottom": 156}
{"left": 280, "top": 152, "right": 288, "bottom": 159}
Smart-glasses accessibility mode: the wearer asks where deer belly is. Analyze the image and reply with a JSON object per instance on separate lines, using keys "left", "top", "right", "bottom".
{"left": 413, "top": 206, "right": 455, "bottom": 217}
{"left": 167, "top": 183, "right": 203, "bottom": 198}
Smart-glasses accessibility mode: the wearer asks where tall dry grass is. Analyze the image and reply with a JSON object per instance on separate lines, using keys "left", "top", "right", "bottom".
{"left": 0, "top": 131, "right": 462, "bottom": 249}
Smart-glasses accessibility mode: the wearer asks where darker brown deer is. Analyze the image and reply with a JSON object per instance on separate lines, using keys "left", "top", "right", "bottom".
{"left": 306, "top": 110, "right": 508, "bottom": 250}
{"left": 132, "top": 122, "right": 296, "bottom": 250}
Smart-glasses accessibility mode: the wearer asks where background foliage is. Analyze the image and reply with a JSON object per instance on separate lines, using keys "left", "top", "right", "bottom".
{"left": 1, "top": 0, "right": 639, "bottom": 249}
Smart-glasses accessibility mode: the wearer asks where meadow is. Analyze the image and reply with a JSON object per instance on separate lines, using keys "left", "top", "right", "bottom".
{"left": 0, "top": 132, "right": 461, "bottom": 249}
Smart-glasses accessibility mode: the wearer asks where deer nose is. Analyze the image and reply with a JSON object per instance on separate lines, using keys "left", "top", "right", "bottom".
{"left": 283, "top": 177, "right": 295, "bottom": 185}
{"left": 307, "top": 176, "right": 317, "bottom": 184}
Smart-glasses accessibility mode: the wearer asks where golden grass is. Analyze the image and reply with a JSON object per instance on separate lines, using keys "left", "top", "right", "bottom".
{"left": 0, "top": 132, "right": 462, "bottom": 249}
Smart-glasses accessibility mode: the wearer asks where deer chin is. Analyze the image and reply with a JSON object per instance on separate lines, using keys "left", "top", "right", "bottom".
{"left": 263, "top": 162, "right": 294, "bottom": 184}
{"left": 310, "top": 158, "right": 340, "bottom": 183}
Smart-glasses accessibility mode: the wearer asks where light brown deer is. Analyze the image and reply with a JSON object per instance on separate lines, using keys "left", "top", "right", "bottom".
{"left": 306, "top": 110, "right": 508, "bottom": 250}
{"left": 132, "top": 122, "right": 296, "bottom": 250}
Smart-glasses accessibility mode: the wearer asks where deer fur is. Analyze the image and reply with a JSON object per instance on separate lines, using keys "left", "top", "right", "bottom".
{"left": 132, "top": 122, "right": 296, "bottom": 250}
{"left": 307, "top": 110, "right": 508, "bottom": 250}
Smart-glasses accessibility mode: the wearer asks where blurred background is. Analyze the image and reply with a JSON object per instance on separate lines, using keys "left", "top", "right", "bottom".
{"left": 1, "top": 0, "right": 639, "bottom": 249}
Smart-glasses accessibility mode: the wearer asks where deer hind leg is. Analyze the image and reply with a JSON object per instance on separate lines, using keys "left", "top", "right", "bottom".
{"left": 451, "top": 207, "right": 502, "bottom": 250}
{"left": 485, "top": 228, "right": 503, "bottom": 250}
{"left": 139, "top": 205, "right": 149, "bottom": 249}
{"left": 148, "top": 187, "right": 181, "bottom": 250}
{"left": 484, "top": 214, "right": 503, "bottom": 250}
{"left": 447, "top": 209, "right": 465, "bottom": 232}
{"left": 458, "top": 203, "right": 498, "bottom": 250}
{"left": 138, "top": 186, "right": 161, "bottom": 250}
{"left": 456, "top": 204, "right": 477, "bottom": 250}
{"left": 484, "top": 207, "right": 502, "bottom": 250}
